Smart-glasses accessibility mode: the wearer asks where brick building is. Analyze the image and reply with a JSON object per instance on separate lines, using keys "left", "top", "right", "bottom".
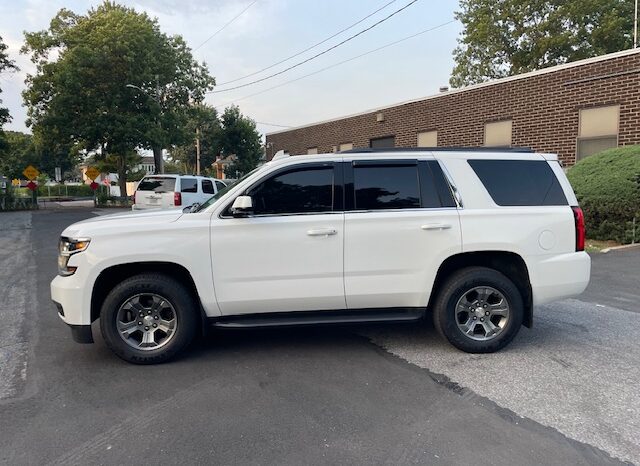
{"left": 265, "top": 48, "right": 640, "bottom": 165}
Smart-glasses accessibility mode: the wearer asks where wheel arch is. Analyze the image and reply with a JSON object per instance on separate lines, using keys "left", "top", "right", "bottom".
{"left": 91, "top": 262, "right": 203, "bottom": 324}
{"left": 428, "top": 251, "right": 533, "bottom": 328}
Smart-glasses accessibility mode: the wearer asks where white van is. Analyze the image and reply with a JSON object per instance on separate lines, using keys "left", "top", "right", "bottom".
{"left": 132, "top": 174, "right": 227, "bottom": 210}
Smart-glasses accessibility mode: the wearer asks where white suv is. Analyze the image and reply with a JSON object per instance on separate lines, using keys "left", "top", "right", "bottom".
{"left": 51, "top": 149, "right": 590, "bottom": 364}
{"left": 132, "top": 174, "right": 227, "bottom": 210}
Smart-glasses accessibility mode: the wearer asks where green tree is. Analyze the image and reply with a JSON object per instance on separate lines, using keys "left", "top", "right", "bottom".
{"left": 450, "top": 0, "right": 634, "bottom": 87}
{"left": 168, "top": 104, "right": 221, "bottom": 174}
{"left": 0, "top": 131, "right": 80, "bottom": 179}
{"left": 0, "top": 131, "right": 36, "bottom": 178}
{"left": 0, "top": 35, "right": 18, "bottom": 161}
{"left": 22, "top": 1, "right": 214, "bottom": 196}
{"left": 0, "top": 35, "right": 17, "bottom": 128}
{"left": 216, "top": 106, "right": 263, "bottom": 177}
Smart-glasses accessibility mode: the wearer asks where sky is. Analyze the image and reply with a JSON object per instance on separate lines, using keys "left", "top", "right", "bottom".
{"left": 0, "top": 0, "right": 462, "bottom": 138}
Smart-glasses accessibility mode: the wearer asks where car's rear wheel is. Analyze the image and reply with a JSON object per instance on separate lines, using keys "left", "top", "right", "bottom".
{"left": 433, "top": 267, "right": 524, "bottom": 353}
{"left": 100, "top": 273, "right": 198, "bottom": 364}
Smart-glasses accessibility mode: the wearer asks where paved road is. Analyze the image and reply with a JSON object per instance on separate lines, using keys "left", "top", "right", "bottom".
{"left": 0, "top": 209, "right": 637, "bottom": 465}
{"left": 581, "top": 246, "right": 640, "bottom": 312}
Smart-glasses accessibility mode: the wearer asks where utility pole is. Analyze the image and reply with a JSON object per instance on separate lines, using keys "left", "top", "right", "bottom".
{"left": 635, "top": 0, "right": 638, "bottom": 48}
{"left": 196, "top": 127, "right": 201, "bottom": 176}
{"left": 154, "top": 74, "right": 164, "bottom": 174}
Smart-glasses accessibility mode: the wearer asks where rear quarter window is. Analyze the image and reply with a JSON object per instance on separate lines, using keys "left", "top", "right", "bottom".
{"left": 468, "top": 160, "right": 567, "bottom": 206}
{"left": 137, "top": 177, "right": 176, "bottom": 192}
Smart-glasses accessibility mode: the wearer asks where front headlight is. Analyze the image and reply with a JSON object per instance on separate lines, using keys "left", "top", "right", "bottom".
{"left": 58, "top": 237, "right": 91, "bottom": 276}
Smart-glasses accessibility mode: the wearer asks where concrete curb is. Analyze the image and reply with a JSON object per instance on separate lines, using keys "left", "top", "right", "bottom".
{"left": 601, "top": 243, "right": 640, "bottom": 253}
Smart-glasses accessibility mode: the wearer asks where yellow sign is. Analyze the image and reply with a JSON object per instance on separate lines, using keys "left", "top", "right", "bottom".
{"left": 11, "top": 178, "right": 20, "bottom": 186}
{"left": 23, "top": 165, "right": 40, "bottom": 180}
{"left": 85, "top": 166, "right": 100, "bottom": 181}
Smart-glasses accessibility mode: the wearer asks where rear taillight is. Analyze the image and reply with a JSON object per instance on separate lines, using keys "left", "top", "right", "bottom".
{"left": 174, "top": 192, "right": 182, "bottom": 206}
{"left": 572, "top": 206, "right": 585, "bottom": 252}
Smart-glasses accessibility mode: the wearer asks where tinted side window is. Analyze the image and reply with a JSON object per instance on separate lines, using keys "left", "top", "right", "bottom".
{"left": 248, "top": 167, "right": 334, "bottom": 215}
{"left": 202, "top": 179, "right": 215, "bottom": 194}
{"left": 354, "top": 165, "right": 420, "bottom": 210}
{"left": 468, "top": 160, "right": 567, "bottom": 206}
{"left": 181, "top": 178, "right": 198, "bottom": 193}
{"left": 215, "top": 180, "right": 227, "bottom": 191}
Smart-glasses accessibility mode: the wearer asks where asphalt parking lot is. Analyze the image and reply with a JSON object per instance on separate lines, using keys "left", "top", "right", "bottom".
{"left": 0, "top": 208, "right": 638, "bottom": 465}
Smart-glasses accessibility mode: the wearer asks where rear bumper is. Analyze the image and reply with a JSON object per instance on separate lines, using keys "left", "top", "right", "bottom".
{"left": 529, "top": 251, "right": 591, "bottom": 306}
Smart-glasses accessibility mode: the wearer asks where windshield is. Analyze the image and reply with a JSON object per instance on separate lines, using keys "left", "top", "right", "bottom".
{"left": 192, "top": 168, "right": 261, "bottom": 213}
{"left": 137, "top": 176, "right": 176, "bottom": 193}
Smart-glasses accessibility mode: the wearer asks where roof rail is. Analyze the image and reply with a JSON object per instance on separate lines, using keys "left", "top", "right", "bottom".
{"left": 339, "top": 146, "right": 534, "bottom": 154}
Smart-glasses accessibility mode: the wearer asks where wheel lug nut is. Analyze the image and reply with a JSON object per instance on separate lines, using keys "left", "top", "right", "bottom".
{"left": 473, "top": 316, "right": 477, "bottom": 320}
{"left": 153, "top": 323, "right": 157, "bottom": 328}
{"left": 483, "top": 304, "right": 487, "bottom": 308}
{"left": 154, "top": 315, "right": 159, "bottom": 320}
{"left": 138, "top": 321, "right": 142, "bottom": 325}
{"left": 485, "top": 311, "right": 490, "bottom": 316}
{"left": 144, "top": 326, "right": 149, "bottom": 330}
{"left": 480, "top": 318, "right": 484, "bottom": 322}
{"left": 147, "top": 310, "right": 152, "bottom": 315}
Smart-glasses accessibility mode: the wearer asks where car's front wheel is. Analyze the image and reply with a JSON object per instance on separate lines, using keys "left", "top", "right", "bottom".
{"left": 433, "top": 267, "right": 524, "bottom": 353}
{"left": 100, "top": 273, "right": 198, "bottom": 364}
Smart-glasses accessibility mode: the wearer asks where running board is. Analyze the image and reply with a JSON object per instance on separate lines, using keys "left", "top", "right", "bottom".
{"left": 210, "top": 308, "right": 426, "bottom": 329}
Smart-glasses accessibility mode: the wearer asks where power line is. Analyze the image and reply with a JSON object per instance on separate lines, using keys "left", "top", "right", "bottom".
{"left": 193, "top": 0, "right": 258, "bottom": 52}
{"left": 217, "top": 0, "right": 398, "bottom": 86}
{"left": 211, "top": 20, "right": 455, "bottom": 110}
{"left": 209, "top": 0, "right": 421, "bottom": 94}
{"left": 255, "top": 121, "right": 292, "bottom": 128}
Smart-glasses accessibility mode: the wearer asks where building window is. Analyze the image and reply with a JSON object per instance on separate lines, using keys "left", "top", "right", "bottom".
{"left": 577, "top": 105, "right": 619, "bottom": 160}
{"left": 369, "top": 136, "right": 395, "bottom": 149}
{"left": 339, "top": 142, "right": 353, "bottom": 151}
{"left": 417, "top": 130, "right": 437, "bottom": 147}
{"left": 484, "top": 120, "right": 512, "bottom": 147}
{"left": 307, "top": 147, "right": 318, "bottom": 155}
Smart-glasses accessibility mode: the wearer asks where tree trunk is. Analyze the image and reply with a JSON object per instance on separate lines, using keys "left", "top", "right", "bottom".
{"left": 152, "top": 145, "right": 164, "bottom": 174}
{"left": 117, "top": 155, "right": 128, "bottom": 199}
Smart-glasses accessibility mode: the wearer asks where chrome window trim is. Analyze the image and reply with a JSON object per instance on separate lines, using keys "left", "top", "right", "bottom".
{"left": 345, "top": 207, "right": 459, "bottom": 214}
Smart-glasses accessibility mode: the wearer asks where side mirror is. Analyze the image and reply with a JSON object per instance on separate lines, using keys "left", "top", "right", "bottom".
{"left": 231, "top": 195, "right": 253, "bottom": 217}
{"left": 183, "top": 202, "right": 200, "bottom": 213}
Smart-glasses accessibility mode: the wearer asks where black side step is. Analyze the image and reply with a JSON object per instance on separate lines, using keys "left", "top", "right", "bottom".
{"left": 210, "top": 308, "right": 426, "bottom": 329}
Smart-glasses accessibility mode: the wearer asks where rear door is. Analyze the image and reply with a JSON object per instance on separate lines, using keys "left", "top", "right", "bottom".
{"left": 136, "top": 176, "right": 177, "bottom": 209}
{"left": 343, "top": 159, "right": 462, "bottom": 309}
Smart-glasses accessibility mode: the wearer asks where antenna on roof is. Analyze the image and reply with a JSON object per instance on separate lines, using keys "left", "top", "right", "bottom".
{"left": 271, "top": 150, "right": 290, "bottom": 161}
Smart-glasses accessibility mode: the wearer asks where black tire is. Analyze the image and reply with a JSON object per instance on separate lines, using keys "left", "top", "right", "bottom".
{"left": 432, "top": 267, "right": 524, "bottom": 353}
{"left": 100, "top": 273, "right": 199, "bottom": 364}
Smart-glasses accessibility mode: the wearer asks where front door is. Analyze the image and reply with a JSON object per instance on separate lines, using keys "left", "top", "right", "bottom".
{"left": 210, "top": 163, "right": 345, "bottom": 315}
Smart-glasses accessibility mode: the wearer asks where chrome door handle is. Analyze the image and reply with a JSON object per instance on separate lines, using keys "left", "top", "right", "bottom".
{"left": 307, "top": 228, "right": 337, "bottom": 237}
{"left": 421, "top": 223, "right": 452, "bottom": 231}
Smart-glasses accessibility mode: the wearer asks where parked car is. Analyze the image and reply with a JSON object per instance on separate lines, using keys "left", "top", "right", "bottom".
{"left": 132, "top": 174, "right": 227, "bottom": 210}
{"left": 51, "top": 148, "right": 590, "bottom": 364}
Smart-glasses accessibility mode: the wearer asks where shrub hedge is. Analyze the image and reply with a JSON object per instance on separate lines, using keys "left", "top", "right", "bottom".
{"left": 37, "top": 184, "right": 95, "bottom": 197}
{"left": 567, "top": 145, "right": 640, "bottom": 244}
